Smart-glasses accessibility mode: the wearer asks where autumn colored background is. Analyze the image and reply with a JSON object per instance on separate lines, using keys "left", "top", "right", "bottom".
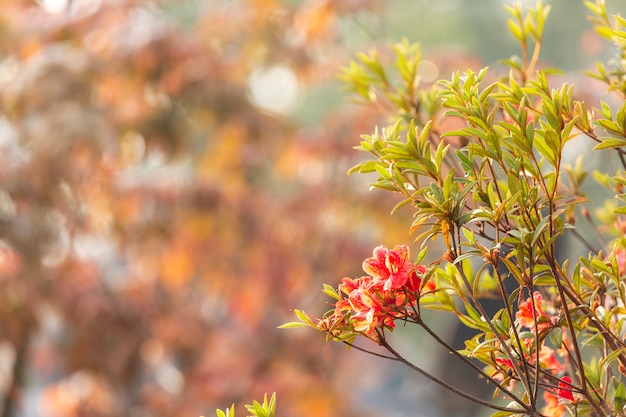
{"left": 0, "top": 1, "right": 611, "bottom": 417}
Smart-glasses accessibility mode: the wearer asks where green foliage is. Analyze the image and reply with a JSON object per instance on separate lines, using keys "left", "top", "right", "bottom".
{"left": 213, "top": 393, "right": 276, "bottom": 417}
{"left": 245, "top": 393, "right": 277, "bottom": 417}
{"left": 339, "top": 38, "right": 441, "bottom": 126}
{"left": 215, "top": 406, "right": 235, "bottom": 417}
{"left": 287, "top": 1, "right": 626, "bottom": 416}
{"left": 585, "top": 0, "right": 626, "bottom": 96}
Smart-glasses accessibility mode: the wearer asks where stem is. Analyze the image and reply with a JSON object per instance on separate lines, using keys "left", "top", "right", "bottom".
{"left": 520, "top": 32, "right": 529, "bottom": 84}
{"left": 541, "top": 135, "right": 609, "bottom": 414}
{"left": 546, "top": 222, "right": 609, "bottom": 416}
{"left": 570, "top": 227, "right": 600, "bottom": 255}
{"left": 493, "top": 259, "right": 537, "bottom": 405}
{"left": 414, "top": 312, "right": 529, "bottom": 409}
{"left": 452, "top": 257, "right": 535, "bottom": 405}
{"left": 376, "top": 330, "right": 531, "bottom": 414}
{"left": 580, "top": 127, "right": 626, "bottom": 164}
{"left": 526, "top": 233, "right": 609, "bottom": 414}
{"left": 558, "top": 268, "right": 626, "bottom": 351}
{"left": 527, "top": 260, "right": 541, "bottom": 406}
{"left": 581, "top": 207, "right": 608, "bottom": 249}
{"left": 526, "top": 39, "right": 542, "bottom": 80}
{"left": 339, "top": 340, "right": 402, "bottom": 361}
{"left": 619, "top": 151, "right": 626, "bottom": 171}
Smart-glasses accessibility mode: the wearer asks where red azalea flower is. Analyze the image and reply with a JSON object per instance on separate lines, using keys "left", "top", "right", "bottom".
{"left": 405, "top": 264, "right": 431, "bottom": 293}
{"left": 556, "top": 376, "right": 575, "bottom": 401}
{"left": 336, "top": 276, "right": 391, "bottom": 335}
{"left": 516, "top": 291, "right": 551, "bottom": 332}
{"left": 493, "top": 338, "right": 532, "bottom": 376}
{"left": 537, "top": 345, "right": 566, "bottom": 374}
{"left": 541, "top": 375, "right": 575, "bottom": 417}
{"left": 333, "top": 245, "right": 433, "bottom": 336}
{"left": 495, "top": 356, "right": 514, "bottom": 373}
{"left": 362, "top": 244, "right": 414, "bottom": 291}
{"left": 542, "top": 390, "right": 566, "bottom": 417}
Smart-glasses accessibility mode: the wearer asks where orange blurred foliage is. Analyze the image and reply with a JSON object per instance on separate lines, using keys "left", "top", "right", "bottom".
{"left": 0, "top": 0, "right": 410, "bottom": 417}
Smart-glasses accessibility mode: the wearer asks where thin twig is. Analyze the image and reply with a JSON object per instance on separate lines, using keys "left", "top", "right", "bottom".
{"left": 376, "top": 330, "right": 530, "bottom": 414}
{"left": 414, "top": 309, "right": 529, "bottom": 409}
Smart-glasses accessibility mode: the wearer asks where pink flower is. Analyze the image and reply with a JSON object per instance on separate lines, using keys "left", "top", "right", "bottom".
{"left": 362, "top": 245, "right": 413, "bottom": 291}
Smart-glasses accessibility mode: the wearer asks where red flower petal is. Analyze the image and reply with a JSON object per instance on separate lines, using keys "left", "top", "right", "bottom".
{"left": 556, "top": 376, "right": 574, "bottom": 401}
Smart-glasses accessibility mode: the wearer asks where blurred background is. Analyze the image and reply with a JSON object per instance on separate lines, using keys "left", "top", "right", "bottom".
{"left": 0, "top": 1, "right": 614, "bottom": 416}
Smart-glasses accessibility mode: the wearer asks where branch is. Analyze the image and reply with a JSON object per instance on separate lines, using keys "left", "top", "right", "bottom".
{"left": 376, "top": 330, "right": 531, "bottom": 414}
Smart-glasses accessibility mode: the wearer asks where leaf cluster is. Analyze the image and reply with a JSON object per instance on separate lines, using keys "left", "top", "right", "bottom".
{"left": 214, "top": 393, "right": 276, "bottom": 417}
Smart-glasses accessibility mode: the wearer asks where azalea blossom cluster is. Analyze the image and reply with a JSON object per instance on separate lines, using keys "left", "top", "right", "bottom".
{"left": 492, "top": 291, "right": 577, "bottom": 416}
{"left": 318, "top": 244, "right": 434, "bottom": 340}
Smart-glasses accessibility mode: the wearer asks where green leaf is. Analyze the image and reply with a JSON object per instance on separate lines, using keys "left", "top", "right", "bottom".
{"left": 600, "top": 100, "right": 613, "bottom": 118}
{"left": 374, "top": 164, "right": 392, "bottom": 180}
{"left": 391, "top": 197, "right": 413, "bottom": 215}
{"left": 443, "top": 127, "right": 487, "bottom": 140}
{"left": 244, "top": 393, "right": 276, "bottom": 417}
{"left": 593, "top": 138, "right": 626, "bottom": 150}
{"left": 277, "top": 321, "right": 309, "bottom": 329}
{"left": 597, "top": 118, "right": 622, "bottom": 134}
{"left": 216, "top": 405, "right": 235, "bottom": 417}
{"left": 549, "top": 326, "right": 563, "bottom": 348}
{"left": 600, "top": 348, "right": 626, "bottom": 372}
{"left": 615, "top": 380, "right": 626, "bottom": 412}
{"left": 348, "top": 160, "right": 380, "bottom": 175}
{"left": 534, "top": 134, "right": 556, "bottom": 166}
{"left": 531, "top": 214, "right": 551, "bottom": 247}
{"left": 507, "top": 18, "right": 524, "bottom": 43}
{"left": 499, "top": 56, "right": 523, "bottom": 71}
{"left": 584, "top": 0, "right": 603, "bottom": 17}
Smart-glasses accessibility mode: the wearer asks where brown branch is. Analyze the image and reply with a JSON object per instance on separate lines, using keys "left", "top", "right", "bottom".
{"left": 376, "top": 330, "right": 532, "bottom": 414}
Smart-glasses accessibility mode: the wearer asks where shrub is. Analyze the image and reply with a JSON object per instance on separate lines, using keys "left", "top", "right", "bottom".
{"left": 284, "top": 1, "right": 626, "bottom": 416}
